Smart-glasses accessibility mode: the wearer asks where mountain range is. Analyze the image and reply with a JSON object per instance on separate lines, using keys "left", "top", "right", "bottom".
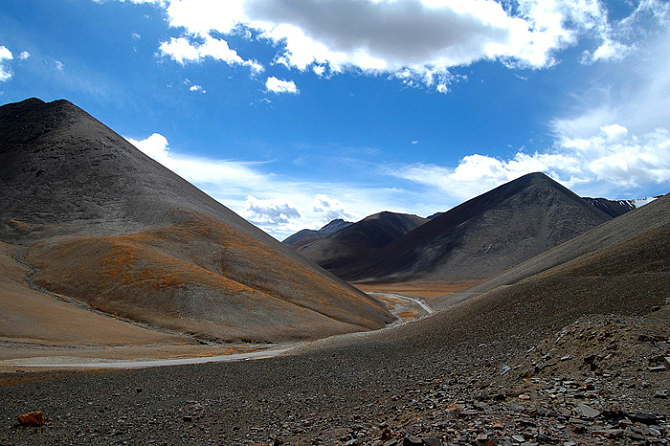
{"left": 287, "top": 172, "right": 617, "bottom": 283}
{"left": 1, "top": 97, "right": 668, "bottom": 446}
{"left": 1, "top": 96, "right": 666, "bottom": 355}
{"left": 0, "top": 98, "right": 394, "bottom": 345}
{"left": 282, "top": 218, "right": 353, "bottom": 246}
{"left": 284, "top": 212, "right": 427, "bottom": 270}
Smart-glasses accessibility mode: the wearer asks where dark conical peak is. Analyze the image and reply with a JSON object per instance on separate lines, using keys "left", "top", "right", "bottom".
{"left": 493, "top": 171, "right": 555, "bottom": 192}
{"left": 0, "top": 98, "right": 93, "bottom": 152}
{"left": 335, "top": 170, "right": 612, "bottom": 282}
{"left": 0, "top": 97, "right": 82, "bottom": 119}
{"left": 0, "top": 97, "right": 270, "bottom": 241}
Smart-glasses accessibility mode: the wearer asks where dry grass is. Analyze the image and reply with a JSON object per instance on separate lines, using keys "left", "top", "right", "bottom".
{"left": 22, "top": 212, "right": 393, "bottom": 344}
{"left": 0, "top": 242, "right": 191, "bottom": 355}
{"left": 353, "top": 280, "right": 477, "bottom": 300}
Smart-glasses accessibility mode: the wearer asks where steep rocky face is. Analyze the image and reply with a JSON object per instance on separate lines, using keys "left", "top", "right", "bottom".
{"left": 336, "top": 172, "right": 613, "bottom": 282}
{"left": 0, "top": 98, "right": 394, "bottom": 342}
{"left": 582, "top": 197, "right": 637, "bottom": 218}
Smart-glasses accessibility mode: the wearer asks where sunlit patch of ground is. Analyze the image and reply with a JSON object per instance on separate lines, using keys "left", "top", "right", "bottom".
{"left": 0, "top": 343, "right": 276, "bottom": 373}
{"left": 352, "top": 280, "right": 477, "bottom": 301}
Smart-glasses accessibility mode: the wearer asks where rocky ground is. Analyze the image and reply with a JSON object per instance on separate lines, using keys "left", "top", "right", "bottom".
{"left": 0, "top": 303, "right": 667, "bottom": 446}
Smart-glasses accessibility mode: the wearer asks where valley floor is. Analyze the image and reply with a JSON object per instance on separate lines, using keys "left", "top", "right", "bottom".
{"left": 0, "top": 284, "right": 431, "bottom": 371}
{"left": 0, "top": 291, "right": 667, "bottom": 446}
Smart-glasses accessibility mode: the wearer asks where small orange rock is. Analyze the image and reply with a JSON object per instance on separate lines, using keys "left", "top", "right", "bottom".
{"left": 18, "top": 411, "right": 46, "bottom": 426}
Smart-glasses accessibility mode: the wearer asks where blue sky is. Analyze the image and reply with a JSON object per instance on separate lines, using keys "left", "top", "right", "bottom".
{"left": 1, "top": 0, "right": 669, "bottom": 239}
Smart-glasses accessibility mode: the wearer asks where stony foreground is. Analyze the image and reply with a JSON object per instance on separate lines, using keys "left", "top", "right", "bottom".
{"left": 1, "top": 303, "right": 668, "bottom": 446}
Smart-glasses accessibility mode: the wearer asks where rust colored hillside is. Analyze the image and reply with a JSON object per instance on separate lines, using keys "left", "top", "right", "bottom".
{"left": 26, "top": 211, "right": 393, "bottom": 343}
{"left": 0, "top": 98, "right": 394, "bottom": 347}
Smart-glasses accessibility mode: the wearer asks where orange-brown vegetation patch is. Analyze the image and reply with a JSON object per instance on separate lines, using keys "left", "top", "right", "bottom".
{"left": 0, "top": 242, "right": 191, "bottom": 351}
{"left": 23, "top": 211, "right": 394, "bottom": 344}
{"left": 394, "top": 309, "right": 421, "bottom": 323}
{"left": 353, "top": 280, "right": 477, "bottom": 300}
{"left": 7, "top": 219, "right": 30, "bottom": 231}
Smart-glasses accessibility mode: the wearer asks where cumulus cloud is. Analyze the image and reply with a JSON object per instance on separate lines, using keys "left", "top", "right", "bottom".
{"left": 311, "top": 194, "right": 358, "bottom": 222}
{"left": 0, "top": 46, "right": 13, "bottom": 82}
{"left": 126, "top": 133, "right": 383, "bottom": 238}
{"left": 124, "top": 0, "right": 631, "bottom": 91}
{"left": 265, "top": 76, "right": 299, "bottom": 94}
{"left": 127, "top": 133, "right": 171, "bottom": 163}
{"left": 189, "top": 84, "right": 205, "bottom": 93}
{"left": 159, "top": 35, "right": 263, "bottom": 73}
{"left": 18, "top": 51, "right": 30, "bottom": 61}
{"left": 393, "top": 123, "right": 670, "bottom": 201}
{"left": 241, "top": 196, "right": 302, "bottom": 226}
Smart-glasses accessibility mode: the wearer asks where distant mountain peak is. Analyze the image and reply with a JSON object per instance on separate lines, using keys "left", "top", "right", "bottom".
{"left": 319, "top": 218, "right": 352, "bottom": 234}
{"left": 335, "top": 171, "right": 612, "bottom": 282}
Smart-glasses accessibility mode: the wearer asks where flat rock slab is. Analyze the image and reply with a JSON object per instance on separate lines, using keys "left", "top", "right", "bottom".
{"left": 577, "top": 403, "right": 601, "bottom": 419}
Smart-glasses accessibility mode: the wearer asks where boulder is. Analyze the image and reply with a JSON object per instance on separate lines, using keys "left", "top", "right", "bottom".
{"left": 18, "top": 411, "right": 46, "bottom": 426}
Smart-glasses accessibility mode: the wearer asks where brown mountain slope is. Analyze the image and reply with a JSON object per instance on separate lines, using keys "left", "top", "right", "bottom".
{"left": 318, "top": 191, "right": 670, "bottom": 374}
{"left": 0, "top": 241, "right": 189, "bottom": 348}
{"left": 25, "top": 211, "right": 391, "bottom": 342}
{"left": 459, "top": 190, "right": 670, "bottom": 297}
{"left": 290, "top": 211, "right": 428, "bottom": 270}
{"left": 0, "top": 98, "right": 394, "bottom": 343}
{"left": 335, "top": 172, "right": 613, "bottom": 282}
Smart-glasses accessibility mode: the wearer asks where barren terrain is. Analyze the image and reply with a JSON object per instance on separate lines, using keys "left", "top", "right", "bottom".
{"left": 0, "top": 99, "right": 667, "bottom": 446}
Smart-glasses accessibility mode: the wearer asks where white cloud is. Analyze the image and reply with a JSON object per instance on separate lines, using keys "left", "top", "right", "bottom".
{"left": 128, "top": 133, "right": 171, "bottom": 163}
{"left": 126, "top": 133, "right": 394, "bottom": 238}
{"left": 392, "top": 123, "right": 670, "bottom": 201}
{"left": 189, "top": 84, "right": 205, "bottom": 93}
{"left": 55, "top": 60, "right": 65, "bottom": 71}
{"left": 127, "top": 133, "right": 271, "bottom": 189}
{"left": 159, "top": 35, "right": 263, "bottom": 73}
{"left": 18, "top": 51, "right": 30, "bottom": 61}
{"left": 0, "top": 46, "right": 13, "bottom": 82}
{"left": 311, "top": 194, "right": 358, "bottom": 222}
{"left": 241, "top": 196, "right": 302, "bottom": 226}
{"left": 581, "top": 38, "right": 631, "bottom": 64}
{"left": 265, "top": 76, "right": 299, "bottom": 94}
{"left": 124, "top": 0, "right": 632, "bottom": 92}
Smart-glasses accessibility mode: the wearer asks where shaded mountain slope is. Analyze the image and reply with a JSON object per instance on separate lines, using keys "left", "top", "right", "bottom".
{"left": 0, "top": 98, "right": 273, "bottom": 244}
{"left": 582, "top": 197, "right": 636, "bottom": 218}
{"left": 421, "top": 203, "right": 670, "bottom": 348}
{"left": 459, "top": 190, "right": 670, "bottom": 296}
{"left": 336, "top": 172, "right": 612, "bottom": 282}
{"left": 0, "top": 98, "right": 393, "bottom": 343}
{"left": 291, "top": 211, "right": 428, "bottom": 270}
{"left": 282, "top": 218, "right": 353, "bottom": 246}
